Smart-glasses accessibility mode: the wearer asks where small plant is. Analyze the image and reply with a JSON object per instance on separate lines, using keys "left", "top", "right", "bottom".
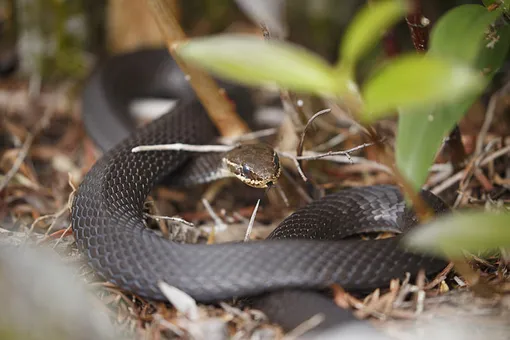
{"left": 177, "top": 1, "right": 510, "bottom": 258}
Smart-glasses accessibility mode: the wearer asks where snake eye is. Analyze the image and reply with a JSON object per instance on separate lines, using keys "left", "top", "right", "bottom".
{"left": 242, "top": 164, "right": 253, "bottom": 179}
{"left": 273, "top": 153, "right": 280, "bottom": 168}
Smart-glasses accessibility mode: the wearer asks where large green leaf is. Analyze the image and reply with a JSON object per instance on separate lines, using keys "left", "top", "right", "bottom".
{"left": 340, "top": 0, "right": 406, "bottom": 66}
{"left": 396, "top": 5, "right": 510, "bottom": 190}
{"left": 404, "top": 211, "right": 510, "bottom": 257}
{"left": 360, "top": 54, "right": 484, "bottom": 121}
{"left": 176, "top": 34, "right": 350, "bottom": 95}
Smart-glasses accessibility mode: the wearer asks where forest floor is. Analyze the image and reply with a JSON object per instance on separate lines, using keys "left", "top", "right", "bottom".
{"left": 1, "top": 77, "right": 510, "bottom": 340}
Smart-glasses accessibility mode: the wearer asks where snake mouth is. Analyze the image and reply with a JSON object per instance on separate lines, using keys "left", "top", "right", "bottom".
{"left": 233, "top": 174, "right": 274, "bottom": 188}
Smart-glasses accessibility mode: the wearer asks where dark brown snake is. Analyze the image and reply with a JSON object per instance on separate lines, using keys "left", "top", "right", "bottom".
{"left": 72, "top": 48, "right": 449, "bottom": 334}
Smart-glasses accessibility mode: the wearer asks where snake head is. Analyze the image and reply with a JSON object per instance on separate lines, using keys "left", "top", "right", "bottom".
{"left": 223, "top": 143, "right": 281, "bottom": 188}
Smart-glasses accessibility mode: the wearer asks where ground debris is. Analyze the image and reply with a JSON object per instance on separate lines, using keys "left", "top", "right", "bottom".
{"left": 1, "top": 77, "right": 510, "bottom": 340}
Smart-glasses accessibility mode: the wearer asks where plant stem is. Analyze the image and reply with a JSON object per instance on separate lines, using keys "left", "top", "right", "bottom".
{"left": 405, "top": 0, "right": 467, "bottom": 170}
{"left": 405, "top": 0, "right": 429, "bottom": 52}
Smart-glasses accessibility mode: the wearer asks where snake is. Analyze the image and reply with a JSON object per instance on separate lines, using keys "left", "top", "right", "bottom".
{"left": 72, "top": 48, "right": 449, "bottom": 334}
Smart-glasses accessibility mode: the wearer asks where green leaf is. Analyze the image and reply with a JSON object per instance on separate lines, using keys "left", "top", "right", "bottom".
{"left": 396, "top": 100, "right": 477, "bottom": 191}
{"left": 428, "top": 4, "right": 502, "bottom": 65}
{"left": 176, "top": 34, "right": 349, "bottom": 95}
{"left": 360, "top": 54, "right": 484, "bottom": 121}
{"left": 396, "top": 5, "right": 510, "bottom": 190}
{"left": 340, "top": 0, "right": 407, "bottom": 66}
{"left": 404, "top": 212, "right": 510, "bottom": 257}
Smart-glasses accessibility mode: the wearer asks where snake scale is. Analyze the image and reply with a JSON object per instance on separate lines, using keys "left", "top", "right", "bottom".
{"left": 72, "top": 48, "right": 449, "bottom": 334}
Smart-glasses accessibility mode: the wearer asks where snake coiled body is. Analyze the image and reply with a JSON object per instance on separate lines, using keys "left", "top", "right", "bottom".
{"left": 72, "top": 48, "right": 448, "bottom": 332}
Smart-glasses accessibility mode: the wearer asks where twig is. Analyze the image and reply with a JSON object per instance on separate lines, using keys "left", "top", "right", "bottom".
{"left": 201, "top": 198, "right": 227, "bottom": 232}
{"left": 476, "top": 82, "right": 510, "bottom": 156}
{"left": 278, "top": 144, "right": 389, "bottom": 182}
{"left": 294, "top": 142, "right": 374, "bottom": 162}
{"left": 26, "top": 204, "right": 68, "bottom": 244}
{"left": 282, "top": 153, "right": 308, "bottom": 182}
{"left": 144, "top": 213, "right": 195, "bottom": 227}
{"left": 296, "top": 108, "right": 331, "bottom": 162}
{"left": 244, "top": 199, "right": 260, "bottom": 241}
{"left": 431, "top": 144, "right": 510, "bottom": 195}
{"left": 54, "top": 222, "right": 73, "bottom": 248}
{"left": 295, "top": 108, "right": 331, "bottom": 182}
{"left": 132, "top": 143, "right": 235, "bottom": 153}
{"left": 452, "top": 140, "right": 499, "bottom": 207}
{"left": 148, "top": 0, "right": 250, "bottom": 137}
{"left": 0, "top": 132, "right": 33, "bottom": 192}
{"left": 424, "top": 262, "right": 455, "bottom": 290}
{"left": 282, "top": 314, "right": 325, "bottom": 340}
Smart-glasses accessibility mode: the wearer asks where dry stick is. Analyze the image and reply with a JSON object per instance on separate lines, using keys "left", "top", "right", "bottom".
{"left": 296, "top": 108, "right": 331, "bottom": 168}
{"left": 244, "top": 199, "right": 260, "bottom": 242}
{"left": 147, "top": 0, "right": 250, "bottom": 138}
{"left": 282, "top": 314, "right": 325, "bottom": 340}
{"left": 132, "top": 143, "right": 235, "bottom": 153}
{"left": 475, "top": 82, "right": 510, "bottom": 156}
{"left": 278, "top": 143, "right": 381, "bottom": 183}
{"left": 294, "top": 108, "right": 379, "bottom": 189}
{"left": 431, "top": 144, "right": 510, "bottom": 195}
{"left": 144, "top": 213, "right": 195, "bottom": 227}
{"left": 0, "top": 132, "right": 33, "bottom": 192}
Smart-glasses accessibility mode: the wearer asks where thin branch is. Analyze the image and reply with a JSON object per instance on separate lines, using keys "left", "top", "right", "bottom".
{"left": 201, "top": 198, "right": 227, "bottom": 232}
{"left": 244, "top": 199, "right": 260, "bottom": 242}
{"left": 294, "top": 142, "right": 374, "bottom": 162}
{"left": 476, "top": 81, "right": 510, "bottom": 156}
{"left": 144, "top": 213, "right": 195, "bottom": 227}
{"left": 282, "top": 314, "right": 325, "bottom": 340}
{"left": 147, "top": 0, "right": 250, "bottom": 137}
{"left": 431, "top": 144, "right": 510, "bottom": 195}
{"left": 296, "top": 108, "right": 332, "bottom": 164}
{"left": 278, "top": 142, "right": 387, "bottom": 182}
{"left": 132, "top": 143, "right": 235, "bottom": 153}
{"left": 0, "top": 132, "right": 33, "bottom": 192}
